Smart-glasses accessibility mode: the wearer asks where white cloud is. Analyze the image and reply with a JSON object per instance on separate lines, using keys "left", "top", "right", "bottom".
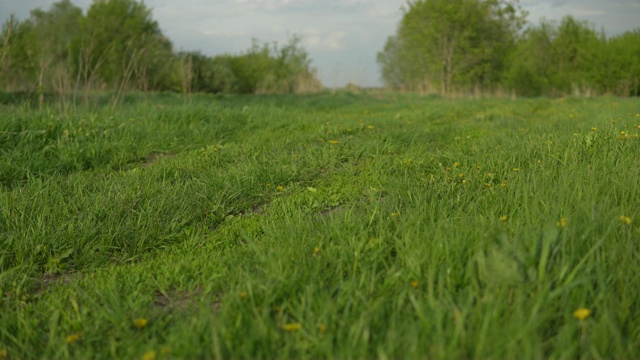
{"left": 303, "top": 29, "right": 348, "bottom": 51}
{"left": 522, "top": 0, "right": 639, "bottom": 35}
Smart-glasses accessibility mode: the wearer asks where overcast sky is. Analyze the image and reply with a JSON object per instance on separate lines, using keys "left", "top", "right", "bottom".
{"left": 1, "top": 0, "right": 639, "bottom": 87}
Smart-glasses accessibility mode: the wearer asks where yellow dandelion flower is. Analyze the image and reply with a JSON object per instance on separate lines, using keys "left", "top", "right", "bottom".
{"left": 591, "top": 127, "right": 597, "bottom": 131}
{"left": 500, "top": 181, "right": 507, "bottom": 188}
{"left": 556, "top": 218, "right": 567, "bottom": 228}
{"left": 328, "top": 140, "right": 339, "bottom": 144}
{"left": 512, "top": 168, "right": 520, "bottom": 172}
{"left": 619, "top": 215, "right": 632, "bottom": 225}
{"left": 313, "top": 247, "right": 320, "bottom": 255}
{"left": 500, "top": 216, "right": 508, "bottom": 222}
{"left": 411, "top": 280, "right": 419, "bottom": 289}
{"left": 620, "top": 131, "right": 627, "bottom": 136}
{"left": 239, "top": 291, "right": 248, "bottom": 300}
{"left": 142, "top": 350, "right": 157, "bottom": 360}
{"left": 319, "top": 323, "right": 327, "bottom": 333}
{"left": 134, "top": 318, "right": 148, "bottom": 329}
{"left": 282, "top": 323, "right": 302, "bottom": 332}
{"left": 276, "top": 185, "right": 284, "bottom": 192}
{"left": 462, "top": 179, "right": 467, "bottom": 185}
{"left": 454, "top": 162, "right": 460, "bottom": 168}
{"left": 391, "top": 212, "right": 399, "bottom": 218}
{"left": 0, "top": 349, "right": 8, "bottom": 358}
{"left": 458, "top": 173, "right": 464, "bottom": 178}
{"left": 367, "top": 125, "right": 375, "bottom": 129}
{"left": 65, "top": 333, "right": 81, "bottom": 344}
{"left": 453, "top": 309, "right": 463, "bottom": 323}
{"left": 573, "top": 308, "right": 591, "bottom": 321}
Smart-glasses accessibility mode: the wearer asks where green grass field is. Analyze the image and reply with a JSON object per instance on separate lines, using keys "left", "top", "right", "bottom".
{"left": 1, "top": 92, "right": 639, "bottom": 359}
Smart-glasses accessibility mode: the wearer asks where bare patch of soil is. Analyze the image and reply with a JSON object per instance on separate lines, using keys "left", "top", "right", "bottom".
{"left": 154, "top": 289, "right": 221, "bottom": 312}
{"left": 142, "top": 152, "right": 176, "bottom": 167}
{"left": 33, "top": 273, "right": 76, "bottom": 296}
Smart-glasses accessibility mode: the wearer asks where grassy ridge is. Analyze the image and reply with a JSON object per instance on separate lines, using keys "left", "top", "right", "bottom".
{"left": 1, "top": 93, "right": 639, "bottom": 358}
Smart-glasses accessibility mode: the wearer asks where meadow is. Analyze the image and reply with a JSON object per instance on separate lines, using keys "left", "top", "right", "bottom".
{"left": 1, "top": 92, "right": 639, "bottom": 359}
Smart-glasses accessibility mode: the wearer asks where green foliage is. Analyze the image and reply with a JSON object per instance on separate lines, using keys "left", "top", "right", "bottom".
{"left": 504, "top": 17, "right": 640, "bottom": 97}
{"left": 0, "top": 15, "right": 39, "bottom": 91}
{"left": 228, "top": 37, "right": 321, "bottom": 94}
{"left": 377, "top": 35, "right": 406, "bottom": 90}
{"left": 175, "top": 36, "right": 321, "bottom": 95}
{"left": 505, "top": 17, "right": 607, "bottom": 96}
{"left": 503, "top": 21, "right": 555, "bottom": 96}
{"left": 378, "top": 0, "right": 526, "bottom": 94}
{"left": 601, "top": 30, "right": 640, "bottom": 96}
{"left": 80, "top": 0, "right": 170, "bottom": 89}
{"left": 0, "top": 0, "right": 321, "bottom": 98}
{"left": 382, "top": 1, "right": 640, "bottom": 97}
{"left": 1, "top": 94, "right": 640, "bottom": 358}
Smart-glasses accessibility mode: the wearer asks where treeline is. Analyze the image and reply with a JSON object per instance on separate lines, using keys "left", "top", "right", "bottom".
{"left": 0, "top": 0, "right": 321, "bottom": 104}
{"left": 378, "top": 0, "right": 640, "bottom": 97}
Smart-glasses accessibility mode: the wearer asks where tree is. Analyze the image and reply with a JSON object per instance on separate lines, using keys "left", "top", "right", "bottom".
{"left": 27, "top": 0, "right": 83, "bottom": 106}
{"left": 172, "top": 36, "right": 322, "bottom": 96}
{"left": 0, "top": 0, "right": 321, "bottom": 97}
{"left": 81, "top": 0, "right": 170, "bottom": 90}
{"left": 376, "top": 36, "right": 407, "bottom": 90}
{"left": 603, "top": 30, "right": 640, "bottom": 96}
{"left": 176, "top": 51, "right": 236, "bottom": 94}
{"left": 378, "top": 0, "right": 526, "bottom": 94}
{"left": 504, "top": 20, "right": 556, "bottom": 96}
{"left": 0, "top": 15, "right": 18, "bottom": 75}
{"left": 505, "top": 16, "right": 611, "bottom": 96}
{"left": 228, "top": 36, "right": 320, "bottom": 94}
{"left": 551, "top": 16, "right": 604, "bottom": 95}
{"left": 0, "top": 15, "right": 35, "bottom": 91}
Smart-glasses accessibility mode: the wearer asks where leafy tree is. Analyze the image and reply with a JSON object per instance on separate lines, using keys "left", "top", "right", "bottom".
{"left": 0, "top": 15, "right": 36, "bottom": 91}
{"left": 505, "top": 16, "right": 617, "bottom": 96}
{"left": 378, "top": 0, "right": 526, "bottom": 94}
{"left": 209, "top": 55, "right": 239, "bottom": 93}
{"left": 28, "top": 0, "right": 84, "bottom": 105}
{"left": 604, "top": 30, "right": 640, "bottom": 96}
{"left": 504, "top": 21, "right": 556, "bottom": 96}
{"left": 262, "top": 35, "right": 319, "bottom": 93}
{"left": 228, "top": 36, "right": 320, "bottom": 94}
{"left": 173, "top": 36, "right": 320, "bottom": 95}
{"left": 550, "top": 16, "right": 605, "bottom": 95}
{"left": 0, "top": 15, "right": 19, "bottom": 78}
{"left": 176, "top": 51, "right": 237, "bottom": 94}
{"left": 0, "top": 0, "right": 320, "bottom": 97}
{"left": 376, "top": 35, "right": 409, "bottom": 90}
{"left": 81, "top": 0, "right": 170, "bottom": 90}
